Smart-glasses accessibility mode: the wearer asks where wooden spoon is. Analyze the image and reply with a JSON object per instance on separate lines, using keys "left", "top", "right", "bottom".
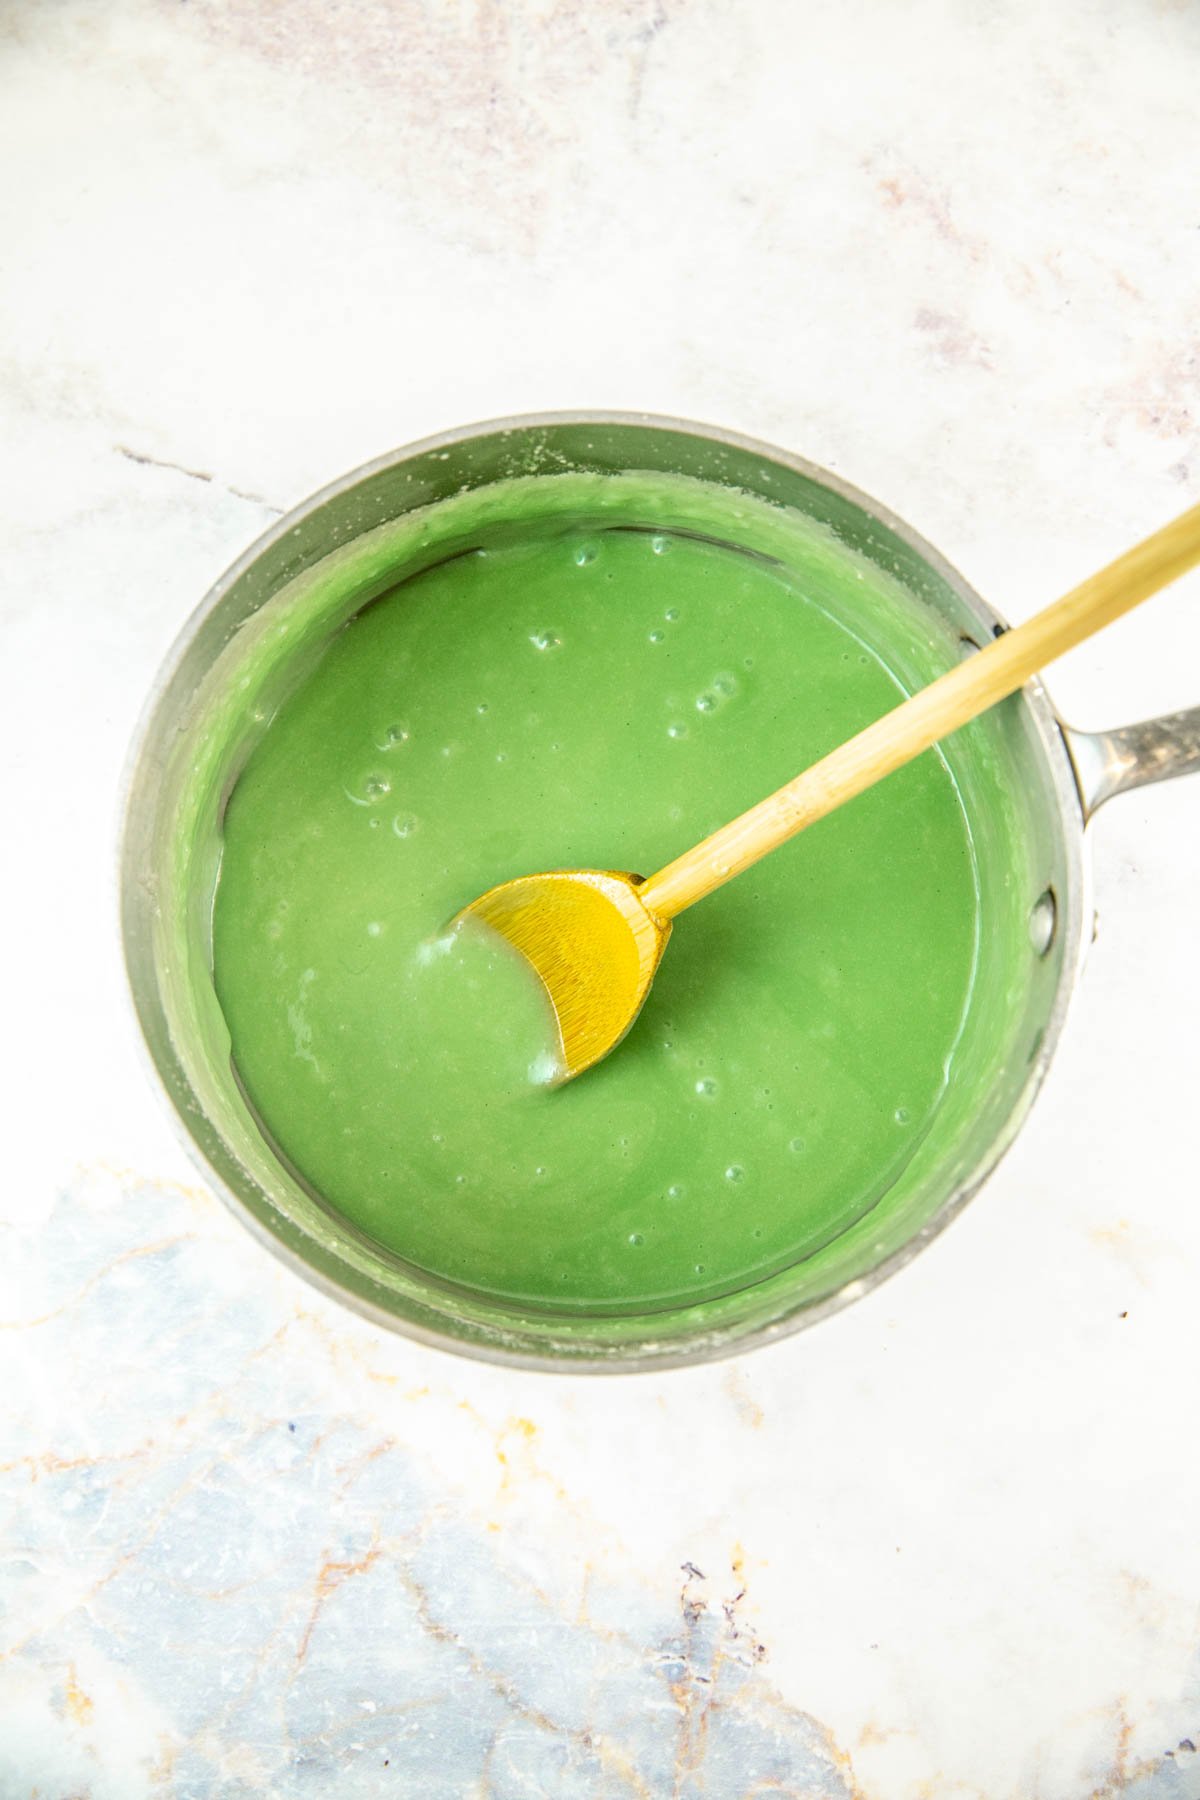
{"left": 456, "top": 500, "right": 1200, "bottom": 1085}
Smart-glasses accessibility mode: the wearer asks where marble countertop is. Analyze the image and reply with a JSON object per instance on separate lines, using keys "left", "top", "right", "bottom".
{"left": 3, "top": 2, "right": 1200, "bottom": 1794}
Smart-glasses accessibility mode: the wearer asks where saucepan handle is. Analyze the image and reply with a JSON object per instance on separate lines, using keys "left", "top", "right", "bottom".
{"left": 1063, "top": 705, "right": 1200, "bottom": 820}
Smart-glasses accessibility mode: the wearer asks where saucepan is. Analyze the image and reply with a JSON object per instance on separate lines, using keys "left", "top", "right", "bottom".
{"left": 119, "top": 414, "right": 1200, "bottom": 1370}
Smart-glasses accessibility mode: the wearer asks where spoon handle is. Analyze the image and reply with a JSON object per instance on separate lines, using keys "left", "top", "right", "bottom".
{"left": 637, "top": 498, "right": 1200, "bottom": 922}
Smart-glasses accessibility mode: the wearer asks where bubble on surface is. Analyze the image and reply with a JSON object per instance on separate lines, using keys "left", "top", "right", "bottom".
{"left": 476, "top": 701, "right": 489, "bottom": 714}
{"left": 667, "top": 722, "right": 688, "bottom": 740}
{"left": 392, "top": 814, "right": 419, "bottom": 838}
{"left": 667, "top": 1183, "right": 684, "bottom": 1199}
{"left": 713, "top": 674, "right": 738, "bottom": 697}
{"left": 345, "top": 772, "right": 391, "bottom": 805}
{"left": 530, "top": 630, "right": 562, "bottom": 651}
{"left": 696, "top": 693, "right": 717, "bottom": 713}
{"left": 725, "top": 1165, "right": 745, "bottom": 1183}
{"left": 894, "top": 1107, "right": 911, "bottom": 1125}
{"left": 379, "top": 723, "right": 410, "bottom": 748}
{"left": 627, "top": 1232, "right": 644, "bottom": 1247}
{"left": 788, "top": 1137, "right": 805, "bottom": 1154}
{"left": 651, "top": 534, "right": 669, "bottom": 554}
{"left": 695, "top": 1078, "right": 717, "bottom": 1096}
{"left": 649, "top": 630, "right": 665, "bottom": 644}
{"left": 664, "top": 607, "right": 680, "bottom": 622}
{"left": 573, "top": 543, "right": 598, "bottom": 566}
{"left": 366, "top": 921, "right": 382, "bottom": 937}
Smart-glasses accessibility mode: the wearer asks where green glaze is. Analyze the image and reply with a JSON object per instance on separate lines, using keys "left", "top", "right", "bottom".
{"left": 213, "top": 501, "right": 990, "bottom": 1315}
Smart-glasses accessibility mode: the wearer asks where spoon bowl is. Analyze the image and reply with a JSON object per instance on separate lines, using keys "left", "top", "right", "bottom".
{"left": 457, "top": 869, "right": 670, "bottom": 1082}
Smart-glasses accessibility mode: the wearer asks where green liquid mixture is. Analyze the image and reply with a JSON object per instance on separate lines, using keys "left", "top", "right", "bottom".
{"left": 212, "top": 496, "right": 985, "bottom": 1314}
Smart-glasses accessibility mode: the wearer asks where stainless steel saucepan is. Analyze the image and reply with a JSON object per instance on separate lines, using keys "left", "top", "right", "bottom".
{"left": 120, "top": 414, "right": 1200, "bottom": 1370}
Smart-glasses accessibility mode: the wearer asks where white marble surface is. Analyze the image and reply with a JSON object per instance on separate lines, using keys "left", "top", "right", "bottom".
{"left": 3, "top": 1, "right": 1200, "bottom": 1793}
